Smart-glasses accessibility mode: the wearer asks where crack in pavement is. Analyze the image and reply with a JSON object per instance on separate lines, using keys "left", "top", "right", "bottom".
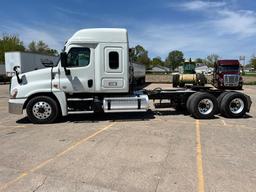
{"left": 32, "top": 176, "right": 47, "bottom": 192}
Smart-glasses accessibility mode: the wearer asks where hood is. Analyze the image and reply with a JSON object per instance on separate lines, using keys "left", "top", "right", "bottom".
{"left": 10, "top": 68, "right": 53, "bottom": 98}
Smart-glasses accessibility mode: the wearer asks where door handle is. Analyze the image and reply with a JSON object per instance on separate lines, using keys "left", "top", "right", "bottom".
{"left": 88, "top": 79, "right": 93, "bottom": 88}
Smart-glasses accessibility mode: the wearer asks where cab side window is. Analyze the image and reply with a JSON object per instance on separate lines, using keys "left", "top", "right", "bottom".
{"left": 67, "top": 48, "right": 90, "bottom": 67}
{"left": 109, "top": 51, "right": 119, "bottom": 69}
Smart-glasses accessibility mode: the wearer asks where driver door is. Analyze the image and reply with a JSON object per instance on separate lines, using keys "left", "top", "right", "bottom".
{"left": 59, "top": 46, "right": 95, "bottom": 93}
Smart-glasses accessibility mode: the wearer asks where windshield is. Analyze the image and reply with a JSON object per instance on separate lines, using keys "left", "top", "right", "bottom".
{"left": 219, "top": 65, "right": 240, "bottom": 72}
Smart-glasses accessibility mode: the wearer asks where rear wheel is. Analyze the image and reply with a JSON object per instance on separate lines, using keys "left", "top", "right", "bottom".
{"left": 186, "top": 92, "right": 201, "bottom": 114}
{"left": 217, "top": 92, "right": 230, "bottom": 112}
{"left": 220, "top": 92, "right": 248, "bottom": 118}
{"left": 189, "top": 92, "right": 218, "bottom": 119}
{"left": 26, "top": 96, "right": 59, "bottom": 124}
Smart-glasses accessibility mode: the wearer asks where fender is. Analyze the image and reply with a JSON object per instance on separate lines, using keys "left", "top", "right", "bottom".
{"left": 53, "top": 91, "right": 68, "bottom": 116}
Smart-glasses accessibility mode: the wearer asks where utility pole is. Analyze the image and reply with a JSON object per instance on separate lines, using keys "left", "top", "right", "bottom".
{"left": 239, "top": 56, "right": 245, "bottom": 74}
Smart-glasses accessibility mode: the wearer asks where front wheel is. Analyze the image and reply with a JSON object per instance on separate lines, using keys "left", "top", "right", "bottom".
{"left": 26, "top": 96, "right": 59, "bottom": 124}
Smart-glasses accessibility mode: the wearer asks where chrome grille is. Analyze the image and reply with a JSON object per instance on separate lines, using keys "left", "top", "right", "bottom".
{"left": 224, "top": 74, "right": 239, "bottom": 87}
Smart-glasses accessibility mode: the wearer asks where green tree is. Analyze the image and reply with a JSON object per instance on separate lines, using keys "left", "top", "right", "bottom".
{"left": 250, "top": 56, "right": 256, "bottom": 70}
{"left": 37, "top": 41, "right": 49, "bottom": 53}
{"left": 165, "top": 50, "right": 184, "bottom": 71}
{"left": 27, "top": 40, "right": 59, "bottom": 56}
{"left": 205, "top": 54, "right": 219, "bottom": 67}
{"left": 129, "top": 45, "right": 150, "bottom": 68}
{"left": 0, "top": 34, "right": 25, "bottom": 63}
{"left": 28, "top": 41, "right": 37, "bottom": 52}
{"left": 151, "top": 56, "right": 163, "bottom": 66}
{"left": 48, "top": 49, "right": 59, "bottom": 56}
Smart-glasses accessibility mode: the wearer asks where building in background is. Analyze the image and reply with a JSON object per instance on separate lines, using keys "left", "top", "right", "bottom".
{"left": 147, "top": 66, "right": 171, "bottom": 74}
{"left": 195, "top": 64, "right": 213, "bottom": 74}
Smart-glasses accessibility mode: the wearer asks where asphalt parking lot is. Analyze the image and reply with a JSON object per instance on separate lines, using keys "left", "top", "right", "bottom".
{"left": 0, "top": 84, "right": 255, "bottom": 192}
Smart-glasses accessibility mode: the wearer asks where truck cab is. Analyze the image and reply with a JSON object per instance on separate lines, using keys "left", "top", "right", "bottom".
{"left": 213, "top": 60, "right": 243, "bottom": 90}
{"left": 57, "top": 28, "right": 130, "bottom": 94}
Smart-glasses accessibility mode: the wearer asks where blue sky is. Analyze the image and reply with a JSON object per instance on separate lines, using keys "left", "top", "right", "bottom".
{"left": 1, "top": 0, "right": 256, "bottom": 62}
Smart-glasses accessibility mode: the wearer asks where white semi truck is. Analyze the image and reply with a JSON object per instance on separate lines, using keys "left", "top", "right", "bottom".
{"left": 9, "top": 28, "right": 252, "bottom": 123}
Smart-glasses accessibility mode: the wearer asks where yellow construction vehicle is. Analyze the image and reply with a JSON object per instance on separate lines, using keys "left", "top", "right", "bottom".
{"left": 173, "top": 59, "right": 207, "bottom": 87}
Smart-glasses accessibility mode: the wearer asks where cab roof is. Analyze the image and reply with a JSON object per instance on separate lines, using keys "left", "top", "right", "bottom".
{"left": 66, "top": 28, "right": 128, "bottom": 45}
{"left": 217, "top": 60, "right": 240, "bottom": 66}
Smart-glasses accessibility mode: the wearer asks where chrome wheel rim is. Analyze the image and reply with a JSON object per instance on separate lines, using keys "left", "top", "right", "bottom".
{"left": 229, "top": 98, "right": 244, "bottom": 114}
{"left": 198, "top": 99, "right": 214, "bottom": 115}
{"left": 32, "top": 101, "right": 52, "bottom": 120}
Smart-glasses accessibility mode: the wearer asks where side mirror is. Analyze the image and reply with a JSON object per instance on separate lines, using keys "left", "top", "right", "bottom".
{"left": 13, "top": 66, "right": 22, "bottom": 84}
{"left": 60, "top": 52, "right": 67, "bottom": 68}
{"left": 13, "top": 66, "right": 20, "bottom": 74}
{"left": 60, "top": 52, "right": 71, "bottom": 75}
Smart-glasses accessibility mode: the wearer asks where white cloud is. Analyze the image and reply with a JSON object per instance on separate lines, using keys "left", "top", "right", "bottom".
{"left": 173, "top": 0, "right": 226, "bottom": 11}
{"left": 170, "top": 1, "right": 256, "bottom": 38}
{"left": 159, "top": 0, "right": 256, "bottom": 59}
{"left": 0, "top": 23, "right": 74, "bottom": 51}
{"left": 20, "top": 28, "right": 62, "bottom": 50}
{"left": 129, "top": 20, "right": 255, "bottom": 59}
{"left": 55, "top": 7, "right": 89, "bottom": 17}
{"left": 130, "top": 23, "right": 227, "bottom": 58}
{"left": 213, "top": 9, "right": 256, "bottom": 37}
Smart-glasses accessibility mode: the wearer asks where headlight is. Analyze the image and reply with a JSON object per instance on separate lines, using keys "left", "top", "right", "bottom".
{"left": 10, "top": 88, "right": 18, "bottom": 99}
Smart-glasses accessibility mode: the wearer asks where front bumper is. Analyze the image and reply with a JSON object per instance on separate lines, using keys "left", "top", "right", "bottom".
{"left": 8, "top": 98, "right": 26, "bottom": 114}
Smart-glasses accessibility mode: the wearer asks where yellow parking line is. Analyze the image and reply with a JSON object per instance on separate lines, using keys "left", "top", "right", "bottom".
{"left": 0, "top": 125, "right": 25, "bottom": 128}
{"left": 195, "top": 120, "right": 205, "bottom": 192}
{"left": 0, "top": 122, "right": 116, "bottom": 191}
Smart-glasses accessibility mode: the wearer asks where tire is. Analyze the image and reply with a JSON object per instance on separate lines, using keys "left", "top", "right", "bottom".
{"left": 186, "top": 92, "right": 201, "bottom": 114}
{"left": 217, "top": 91, "right": 231, "bottom": 112}
{"left": 173, "top": 74, "right": 179, "bottom": 88}
{"left": 189, "top": 92, "right": 218, "bottom": 119}
{"left": 220, "top": 92, "right": 248, "bottom": 118}
{"left": 26, "top": 96, "right": 59, "bottom": 124}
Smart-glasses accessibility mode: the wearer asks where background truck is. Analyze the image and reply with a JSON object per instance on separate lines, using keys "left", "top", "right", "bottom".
{"left": 8, "top": 28, "right": 252, "bottom": 124}
{"left": 5, "top": 52, "right": 59, "bottom": 76}
{"left": 173, "top": 59, "right": 207, "bottom": 87}
{"left": 213, "top": 60, "right": 243, "bottom": 90}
